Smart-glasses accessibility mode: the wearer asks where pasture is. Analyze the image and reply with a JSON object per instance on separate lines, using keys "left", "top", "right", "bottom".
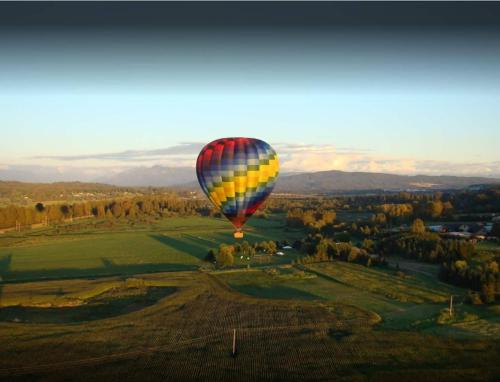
{"left": 0, "top": 216, "right": 301, "bottom": 282}
{"left": 0, "top": 271, "right": 499, "bottom": 381}
{"left": 0, "top": 216, "right": 498, "bottom": 380}
{"left": 217, "top": 262, "right": 500, "bottom": 339}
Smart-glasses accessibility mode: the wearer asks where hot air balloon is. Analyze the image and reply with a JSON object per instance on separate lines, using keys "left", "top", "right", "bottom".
{"left": 196, "top": 137, "right": 279, "bottom": 238}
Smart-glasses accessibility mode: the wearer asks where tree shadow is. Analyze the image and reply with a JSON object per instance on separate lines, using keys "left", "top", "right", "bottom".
{"left": 179, "top": 233, "right": 218, "bottom": 248}
{"left": 0, "top": 254, "right": 12, "bottom": 275}
{"left": 0, "top": 261, "right": 196, "bottom": 284}
{"left": 231, "top": 284, "right": 322, "bottom": 301}
{"left": 0, "top": 254, "right": 12, "bottom": 305}
{"left": 149, "top": 234, "right": 208, "bottom": 261}
{"left": 0, "top": 286, "right": 177, "bottom": 324}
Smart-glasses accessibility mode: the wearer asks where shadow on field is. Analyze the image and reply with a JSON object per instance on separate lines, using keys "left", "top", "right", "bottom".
{"left": 179, "top": 234, "right": 218, "bottom": 248}
{"left": 0, "top": 255, "right": 12, "bottom": 304}
{"left": 0, "top": 261, "right": 196, "bottom": 283}
{"left": 230, "top": 284, "right": 321, "bottom": 301}
{"left": 0, "top": 254, "right": 12, "bottom": 275}
{"left": 0, "top": 286, "right": 177, "bottom": 324}
{"left": 149, "top": 234, "right": 207, "bottom": 260}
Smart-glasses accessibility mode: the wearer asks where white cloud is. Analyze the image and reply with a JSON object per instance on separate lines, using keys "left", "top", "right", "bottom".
{"left": 276, "top": 143, "right": 500, "bottom": 177}
{"left": 1, "top": 142, "right": 499, "bottom": 180}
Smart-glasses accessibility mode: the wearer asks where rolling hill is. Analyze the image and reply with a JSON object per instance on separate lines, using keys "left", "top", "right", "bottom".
{"left": 273, "top": 170, "right": 500, "bottom": 193}
{"left": 2, "top": 165, "right": 499, "bottom": 195}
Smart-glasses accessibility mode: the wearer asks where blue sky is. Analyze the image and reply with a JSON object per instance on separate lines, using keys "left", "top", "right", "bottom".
{"left": 0, "top": 4, "right": 499, "bottom": 179}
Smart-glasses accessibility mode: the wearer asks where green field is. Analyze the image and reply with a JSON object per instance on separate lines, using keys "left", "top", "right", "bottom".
{"left": 217, "top": 261, "right": 500, "bottom": 339}
{"left": 0, "top": 216, "right": 498, "bottom": 381}
{"left": 0, "top": 216, "right": 301, "bottom": 282}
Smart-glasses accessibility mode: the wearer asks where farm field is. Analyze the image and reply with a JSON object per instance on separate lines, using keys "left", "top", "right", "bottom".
{"left": 0, "top": 271, "right": 499, "bottom": 381}
{"left": 0, "top": 216, "right": 301, "bottom": 282}
{"left": 217, "top": 262, "right": 500, "bottom": 339}
{"left": 0, "top": 216, "right": 499, "bottom": 381}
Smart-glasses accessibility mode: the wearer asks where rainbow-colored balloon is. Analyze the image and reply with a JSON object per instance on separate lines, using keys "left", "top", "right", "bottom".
{"left": 196, "top": 137, "right": 279, "bottom": 238}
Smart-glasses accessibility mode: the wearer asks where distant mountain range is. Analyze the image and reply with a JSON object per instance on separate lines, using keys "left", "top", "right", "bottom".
{"left": 102, "top": 167, "right": 500, "bottom": 193}
{"left": 1, "top": 165, "right": 499, "bottom": 193}
{"left": 273, "top": 170, "right": 500, "bottom": 193}
{"left": 96, "top": 165, "right": 196, "bottom": 187}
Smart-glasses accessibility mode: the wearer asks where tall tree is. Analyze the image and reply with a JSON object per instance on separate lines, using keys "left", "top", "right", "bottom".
{"left": 410, "top": 218, "right": 426, "bottom": 235}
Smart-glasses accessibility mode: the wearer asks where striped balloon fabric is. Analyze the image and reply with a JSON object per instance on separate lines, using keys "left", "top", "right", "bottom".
{"left": 196, "top": 137, "right": 279, "bottom": 237}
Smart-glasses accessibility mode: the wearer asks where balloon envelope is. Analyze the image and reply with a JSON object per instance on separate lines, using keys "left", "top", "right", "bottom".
{"left": 196, "top": 137, "right": 279, "bottom": 233}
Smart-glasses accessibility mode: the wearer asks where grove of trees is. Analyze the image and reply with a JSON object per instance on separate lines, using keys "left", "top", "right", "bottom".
{"left": 0, "top": 195, "right": 210, "bottom": 229}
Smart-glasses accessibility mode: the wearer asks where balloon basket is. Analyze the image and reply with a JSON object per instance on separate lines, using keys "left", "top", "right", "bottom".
{"left": 234, "top": 230, "right": 244, "bottom": 239}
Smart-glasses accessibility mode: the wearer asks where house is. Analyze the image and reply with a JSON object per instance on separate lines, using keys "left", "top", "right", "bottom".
{"left": 445, "top": 232, "right": 471, "bottom": 239}
{"left": 428, "top": 225, "right": 443, "bottom": 233}
{"left": 275, "top": 251, "right": 285, "bottom": 256}
{"left": 282, "top": 245, "right": 292, "bottom": 250}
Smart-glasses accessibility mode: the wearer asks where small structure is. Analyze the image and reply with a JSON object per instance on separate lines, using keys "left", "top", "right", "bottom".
{"left": 282, "top": 245, "right": 292, "bottom": 250}
{"left": 445, "top": 231, "right": 471, "bottom": 238}
{"left": 275, "top": 251, "right": 285, "bottom": 256}
{"left": 428, "top": 225, "right": 443, "bottom": 233}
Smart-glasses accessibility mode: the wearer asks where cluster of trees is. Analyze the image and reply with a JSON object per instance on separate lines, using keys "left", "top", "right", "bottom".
{"left": 293, "top": 234, "right": 386, "bottom": 267}
{"left": 286, "top": 209, "right": 336, "bottom": 230}
{"left": 287, "top": 211, "right": 384, "bottom": 243}
{"left": 0, "top": 195, "right": 209, "bottom": 229}
{"left": 6, "top": 185, "right": 496, "bottom": 230}
{"left": 269, "top": 196, "right": 340, "bottom": 211}
{"left": 379, "top": 231, "right": 476, "bottom": 263}
{"left": 347, "top": 222, "right": 380, "bottom": 238}
{"left": 329, "top": 191, "right": 449, "bottom": 214}
{"left": 205, "top": 240, "right": 281, "bottom": 267}
{"left": 0, "top": 181, "right": 148, "bottom": 206}
{"left": 280, "top": 193, "right": 471, "bottom": 230}
{"left": 373, "top": 200, "right": 454, "bottom": 223}
{"left": 449, "top": 187, "right": 500, "bottom": 214}
{"left": 283, "top": 187, "right": 500, "bottom": 223}
{"left": 440, "top": 259, "right": 499, "bottom": 304}
{"left": 377, "top": 203, "right": 414, "bottom": 221}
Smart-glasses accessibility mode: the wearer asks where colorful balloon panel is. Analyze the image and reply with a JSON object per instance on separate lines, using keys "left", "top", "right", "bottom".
{"left": 196, "top": 137, "right": 279, "bottom": 230}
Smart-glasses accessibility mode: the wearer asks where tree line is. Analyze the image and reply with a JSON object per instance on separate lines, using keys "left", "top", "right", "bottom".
{"left": 0, "top": 180, "right": 150, "bottom": 206}
{"left": 377, "top": 219, "right": 498, "bottom": 303}
{"left": 279, "top": 187, "right": 500, "bottom": 225}
{"left": 292, "top": 234, "right": 386, "bottom": 267}
{"left": 378, "top": 233, "right": 476, "bottom": 264}
{"left": 440, "top": 259, "right": 499, "bottom": 304}
{"left": 0, "top": 194, "right": 210, "bottom": 229}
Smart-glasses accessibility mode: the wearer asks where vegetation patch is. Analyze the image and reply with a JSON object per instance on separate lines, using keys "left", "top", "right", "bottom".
{"left": 306, "top": 261, "right": 454, "bottom": 304}
{"left": 0, "top": 285, "right": 176, "bottom": 324}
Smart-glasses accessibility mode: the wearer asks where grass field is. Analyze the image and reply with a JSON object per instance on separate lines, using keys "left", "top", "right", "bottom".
{"left": 0, "top": 271, "right": 499, "bottom": 381}
{"left": 0, "top": 216, "right": 499, "bottom": 381}
{"left": 0, "top": 216, "right": 301, "bottom": 282}
{"left": 217, "top": 261, "right": 500, "bottom": 339}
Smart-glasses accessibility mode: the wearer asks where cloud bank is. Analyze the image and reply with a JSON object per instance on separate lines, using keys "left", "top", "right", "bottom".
{"left": 0, "top": 143, "right": 498, "bottom": 182}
